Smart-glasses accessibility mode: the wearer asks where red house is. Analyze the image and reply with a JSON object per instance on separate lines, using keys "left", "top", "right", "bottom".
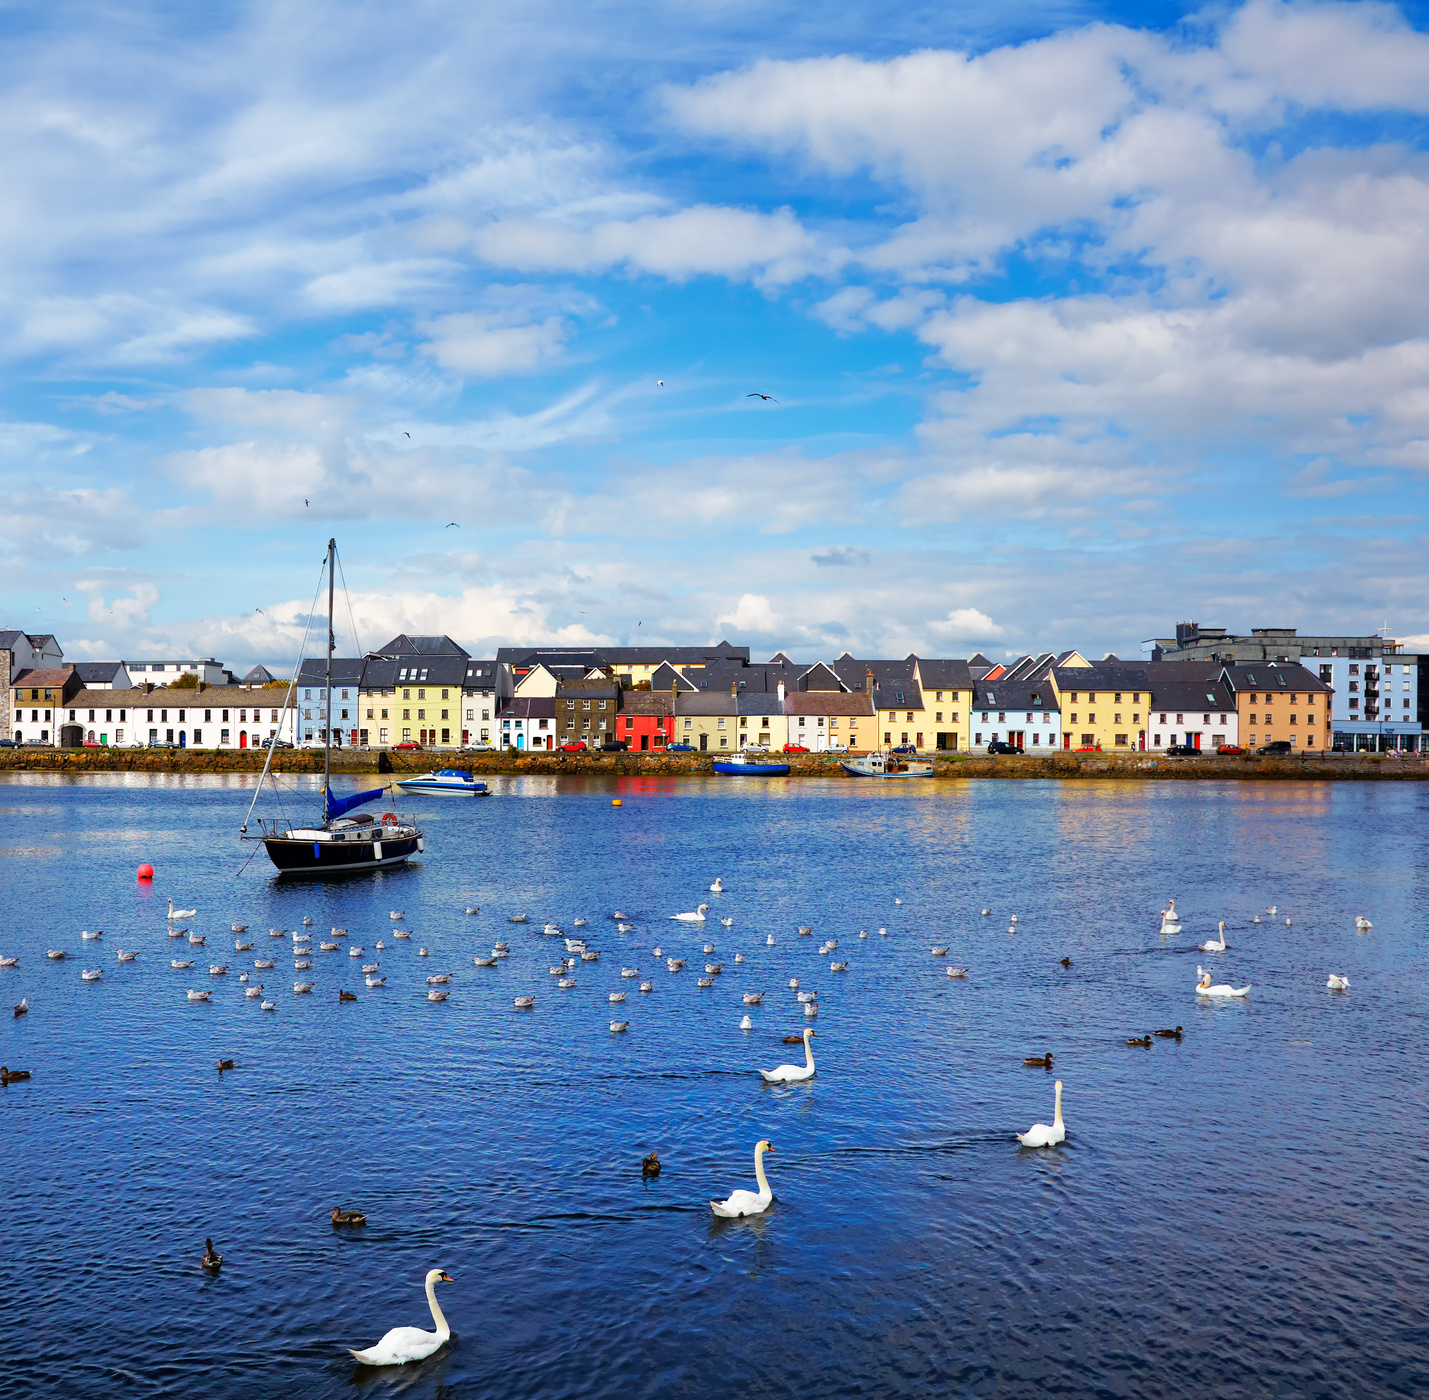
{"left": 617, "top": 692, "right": 674, "bottom": 751}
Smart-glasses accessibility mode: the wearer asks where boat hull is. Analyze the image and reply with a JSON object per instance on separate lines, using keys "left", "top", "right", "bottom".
{"left": 841, "top": 760, "right": 934, "bottom": 779}
{"left": 395, "top": 780, "right": 488, "bottom": 796}
{"left": 713, "top": 761, "right": 790, "bottom": 776}
{"left": 262, "top": 833, "right": 422, "bottom": 874}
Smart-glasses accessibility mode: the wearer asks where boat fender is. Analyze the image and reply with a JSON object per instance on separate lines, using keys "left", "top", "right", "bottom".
{"left": 382, "top": 812, "right": 398, "bottom": 827}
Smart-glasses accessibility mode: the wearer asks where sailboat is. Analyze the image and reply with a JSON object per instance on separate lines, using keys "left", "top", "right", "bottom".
{"left": 240, "top": 539, "right": 423, "bottom": 876}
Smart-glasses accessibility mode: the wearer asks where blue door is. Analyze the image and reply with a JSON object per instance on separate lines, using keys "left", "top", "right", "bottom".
{"left": 517, "top": 734, "right": 525, "bottom": 750}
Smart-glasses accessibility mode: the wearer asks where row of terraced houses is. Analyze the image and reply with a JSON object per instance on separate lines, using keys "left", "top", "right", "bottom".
{"left": 6, "top": 622, "right": 1425, "bottom": 754}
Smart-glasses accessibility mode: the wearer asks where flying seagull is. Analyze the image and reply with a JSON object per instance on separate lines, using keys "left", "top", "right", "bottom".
{"left": 657, "top": 380, "right": 664, "bottom": 386}
{"left": 304, "top": 498, "right": 309, "bottom": 506}
{"left": 747, "top": 393, "right": 778, "bottom": 402}
{"left": 445, "top": 522, "right": 459, "bottom": 528}
{"left": 404, "top": 431, "right": 410, "bottom": 438}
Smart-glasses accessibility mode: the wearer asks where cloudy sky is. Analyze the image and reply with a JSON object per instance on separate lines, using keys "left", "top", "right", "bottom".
{"left": 6, "top": 0, "right": 1429, "bottom": 670}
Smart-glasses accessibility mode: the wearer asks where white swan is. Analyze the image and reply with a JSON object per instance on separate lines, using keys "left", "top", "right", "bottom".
{"left": 350, "top": 1269, "right": 454, "bottom": 1366}
{"left": 710, "top": 877, "right": 724, "bottom": 892}
{"left": 1327, "top": 973, "right": 1350, "bottom": 990}
{"left": 1195, "top": 967, "right": 1250, "bottom": 997}
{"left": 168, "top": 899, "right": 197, "bottom": 921}
{"left": 721, "top": 917, "right": 734, "bottom": 928}
{"left": 710, "top": 1140, "right": 774, "bottom": 1218}
{"left": 1017, "top": 1080, "right": 1065, "bottom": 1148}
{"left": 671, "top": 904, "right": 709, "bottom": 922}
{"left": 1200, "top": 921, "right": 1227, "bottom": 953}
{"left": 760, "top": 1027, "right": 815, "bottom": 1083}
{"left": 1355, "top": 916, "right": 1373, "bottom": 931}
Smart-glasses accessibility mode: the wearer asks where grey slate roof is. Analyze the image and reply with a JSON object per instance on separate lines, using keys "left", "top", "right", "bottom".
{"left": 915, "top": 658, "right": 975, "bottom": 692}
{"left": 785, "top": 691, "right": 875, "bottom": 716}
{"left": 499, "top": 696, "right": 557, "bottom": 719}
{"left": 297, "top": 658, "right": 369, "bottom": 688}
{"left": 240, "top": 664, "right": 277, "bottom": 685}
{"left": 360, "top": 656, "right": 468, "bottom": 688}
{"left": 1219, "top": 662, "right": 1332, "bottom": 695}
{"left": 463, "top": 659, "right": 499, "bottom": 686}
{"left": 1144, "top": 679, "right": 1237, "bottom": 712}
{"left": 74, "top": 661, "right": 131, "bottom": 686}
{"left": 737, "top": 693, "right": 786, "bottom": 717}
{"left": 371, "top": 634, "right": 470, "bottom": 659}
{"left": 674, "top": 693, "right": 737, "bottom": 717}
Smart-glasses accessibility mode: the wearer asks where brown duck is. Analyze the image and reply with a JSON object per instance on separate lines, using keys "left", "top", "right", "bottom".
{"left": 1023, "top": 1053, "right": 1054, "bottom": 1068}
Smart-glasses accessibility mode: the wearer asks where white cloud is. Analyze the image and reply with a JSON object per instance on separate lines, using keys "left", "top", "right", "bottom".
{"left": 470, "top": 205, "right": 837, "bottom": 284}
{"left": 930, "top": 607, "right": 1004, "bottom": 640}
{"left": 418, "top": 311, "right": 568, "bottom": 374}
{"left": 716, "top": 592, "right": 778, "bottom": 633}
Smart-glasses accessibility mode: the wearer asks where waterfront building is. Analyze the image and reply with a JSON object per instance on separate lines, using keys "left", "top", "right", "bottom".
{"left": 9, "top": 665, "right": 82, "bottom": 746}
{"left": 496, "top": 643, "right": 748, "bottom": 689}
{"left": 461, "top": 660, "right": 501, "bottom": 747}
{"left": 969, "top": 673, "right": 1063, "bottom": 751}
{"left": 297, "top": 659, "right": 366, "bottom": 747}
{"left": 672, "top": 692, "right": 738, "bottom": 752}
{"left": 1151, "top": 622, "right": 1422, "bottom": 751}
{"left": 912, "top": 658, "right": 976, "bottom": 751}
{"left": 555, "top": 677, "right": 621, "bottom": 748}
{"left": 783, "top": 687, "right": 874, "bottom": 751}
{"left": 832, "top": 656, "right": 930, "bottom": 752}
{"left": 1049, "top": 664, "right": 1153, "bottom": 751}
{"left": 1141, "top": 673, "right": 1238, "bottom": 751}
{"left": 616, "top": 691, "right": 675, "bottom": 751}
{"left": 1, "top": 631, "right": 64, "bottom": 745}
{"left": 57, "top": 684, "right": 296, "bottom": 749}
{"left": 498, "top": 695, "right": 556, "bottom": 750}
{"left": 737, "top": 690, "right": 790, "bottom": 750}
{"left": 1218, "top": 662, "right": 1333, "bottom": 751}
{"left": 73, "top": 661, "right": 133, "bottom": 690}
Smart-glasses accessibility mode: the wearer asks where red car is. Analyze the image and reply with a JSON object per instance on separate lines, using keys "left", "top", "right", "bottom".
{"left": 1216, "top": 745, "right": 1245, "bottom": 756}
{"left": 782, "top": 744, "right": 810, "bottom": 754}
{"left": 393, "top": 741, "right": 423, "bottom": 751}
{"left": 559, "top": 741, "right": 587, "bottom": 753}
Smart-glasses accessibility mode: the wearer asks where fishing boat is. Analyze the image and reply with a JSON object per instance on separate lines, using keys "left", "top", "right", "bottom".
{"left": 396, "top": 769, "right": 489, "bottom": 796}
{"left": 240, "top": 538, "right": 423, "bottom": 875}
{"left": 841, "top": 752, "right": 934, "bottom": 779}
{"left": 712, "top": 752, "right": 790, "bottom": 776}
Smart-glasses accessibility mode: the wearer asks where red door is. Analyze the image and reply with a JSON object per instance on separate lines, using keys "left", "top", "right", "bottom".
{"left": 239, "top": 732, "right": 247, "bottom": 749}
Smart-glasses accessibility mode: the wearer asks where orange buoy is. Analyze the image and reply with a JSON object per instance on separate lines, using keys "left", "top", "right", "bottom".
{"left": 611, "top": 799, "right": 622, "bottom": 807}
{"left": 137, "top": 863, "right": 154, "bottom": 880}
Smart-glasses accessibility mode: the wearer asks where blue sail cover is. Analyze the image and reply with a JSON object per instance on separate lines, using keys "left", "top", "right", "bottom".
{"left": 325, "top": 786, "right": 387, "bottom": 821}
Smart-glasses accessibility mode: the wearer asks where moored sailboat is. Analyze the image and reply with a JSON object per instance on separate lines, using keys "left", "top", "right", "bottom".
{"left": 240, "top": 538, "right": 423, "bottom": 875}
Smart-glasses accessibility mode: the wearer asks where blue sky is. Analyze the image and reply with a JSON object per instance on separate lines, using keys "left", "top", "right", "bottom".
{"left": 6, "top": 0, "right": 1429, "bottom": 670}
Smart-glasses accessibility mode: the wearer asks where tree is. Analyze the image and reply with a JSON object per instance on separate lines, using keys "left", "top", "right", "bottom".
{"left": 163, "top": 672, "right": 200, "bottom": 689}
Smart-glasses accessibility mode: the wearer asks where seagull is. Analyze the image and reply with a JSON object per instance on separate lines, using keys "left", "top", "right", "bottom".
{"left": 404, "top": 431, "right": 411, "bottom": 438}
{"left": 657, "top": 379, "right": 664, "bottom": 386}
{"left": 747, "top": 393, "right": 778, "bottom": 402}
{"left": 446, "top": 522, "right": 459, "bottom": 528}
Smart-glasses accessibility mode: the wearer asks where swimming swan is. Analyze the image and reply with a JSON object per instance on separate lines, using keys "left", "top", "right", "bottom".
{"left": 1200, "top": 921, "right": 1227, "bottom": 952}
{"left": 1327, "top": 973, "right": 1350, "bottom": 990}
{"left": 1017, "top": 1080, "right": 1065, "bottom": 1148}
{"left": 349, "top": 1269, "right": 454, "bottom": 1366}
{"left": 710, "top": 1140, "right": 775, "bottom": 1218}
{"left": 1195, "top": 967, "right": 1250, "bottom": 997}
{"left": 760, "top": 1027, "right": 815, "bottom": 1083}
{"left": 168, "top": 899, "right": 197, "bottom": 921}
{"left": 1355, "top": 916, "right": 1373, "bottom": 931}
{"left": 710, "top": 877, "right": 724, "bottom": 892}
{"left": 671, "top": 905, "right": 709, "bottom": 922}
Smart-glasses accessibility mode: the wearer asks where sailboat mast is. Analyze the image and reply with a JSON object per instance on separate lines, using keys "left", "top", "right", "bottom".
{"left": 324, "top": 537, "right": 335, "bottom": 815}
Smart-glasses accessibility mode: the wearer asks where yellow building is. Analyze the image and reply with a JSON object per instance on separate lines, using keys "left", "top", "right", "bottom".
{"left": 1050, "top": 665, "right": 1152, "bottom": 751}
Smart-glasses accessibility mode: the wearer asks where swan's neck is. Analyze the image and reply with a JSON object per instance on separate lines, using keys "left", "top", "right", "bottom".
{"left": 1052, "top": 1084, "right": 1063, "bottom": 1128}
{"left": 753, "top": 1145, "right": 771, "bottom": 1198}
{"left": 426, "top": 1275, "right": 451, "bottom": 1339}
{"left": 804, "top": 1034, "right": 815, "bottom": 1070}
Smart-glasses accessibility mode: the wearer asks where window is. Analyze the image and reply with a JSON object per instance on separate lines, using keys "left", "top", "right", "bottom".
{"left": 1220, "top": 714, "right": 1227, "bottom": 724}
{"left": 1114, "top": 713, "right": 1122, "bottom": 724}
{"left": 403, "top": 709, "right": 410, "bottom": 720}
{"left": 441, "top": 709, "right": 448, "bottom": 720}
{"left": 684, "top": 719, "right": 692, "bottom": 729}
{"left": 192, "top": 729, "right": 201, "bottom": 744}
{"left": 418, "top": 688, "right": 426, "bottom": 700}
{"left": 467, "top": 709, "right": 474, "bottom": 720}
{"left": 1115, "top": 693, "right": 1123, "bottom": 703}
{"left": 717, "top": 719, "right": 726, "bottom": 729}
{"left": 366, "top": 708, "right": 373, "bottom": 719}
{"left": 442, "top": 689, "right": 449, "bottom": 699}
{"left": 598, "top": 699, "right": 607, "bottom": 710}
{"left": 417, "top": 709, "right": 425, "bottom": 720}
{"left": 1176, "top": 713, "right": 1184, "bottom": 724}
{"left": 982, "top": 712, "right": 989, "bottom": 722}
{"left": 1202, "top": 714, "right": 1210, "bottom": 725}
{"left": 220, "top": 728, "right": 229, "bottom": 743}
{"left": 1114, "top": 734, "right": 1129, "bottom": 747}
{"left": 341, "top": 689, "right": 349, "bottom": 700}
{"left": 404, "top": 689, "right": 411, "bottom": 699}
{"left": 936, "top": 691, "right": 944, "bottom": 701}
{"left": 1070, "top": 713, "right": 1078, "bottom": 723}
{"left": 1088, "top": 713, "right": 1096, "bottom": 723}
{"left": 381, "top": 708, "right": 389, "bottom": 720}
{"left": 583, "top": 699, "right": 591, "bottom": 710}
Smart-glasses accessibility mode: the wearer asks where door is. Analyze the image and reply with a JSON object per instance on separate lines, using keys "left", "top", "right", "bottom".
{"left": 179, "top": 732, "right": 187, "bottom": 748}
{"left": 640, "top": 735, "right": 649, "bottom": 751}
{"left": 699, "top": 733, "right": 708, "bottom": 752}
{"left": 517, "top": 734, "right": 525, "bottom": 750}
{"left": 239, "top": 732, "right": 247, "bottom": 749}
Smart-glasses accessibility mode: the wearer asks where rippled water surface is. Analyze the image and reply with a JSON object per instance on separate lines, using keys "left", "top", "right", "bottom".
{"left": 3, "top": 772, "right": 1429, "bottom": 1400}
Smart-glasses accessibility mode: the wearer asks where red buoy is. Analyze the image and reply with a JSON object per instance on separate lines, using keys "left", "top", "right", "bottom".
{"left": 137, "top": 863, "right": 154, "bottom": 880}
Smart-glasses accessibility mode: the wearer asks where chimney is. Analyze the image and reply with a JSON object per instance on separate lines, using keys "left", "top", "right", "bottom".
{"left": 197, "top": 681, "right": 207, "bottom": 693}
{"left": 144, "top": 681, "right": 154, "bottom": 694}
{"left": 778, "top": 681, "right": 785, "bottom": 704}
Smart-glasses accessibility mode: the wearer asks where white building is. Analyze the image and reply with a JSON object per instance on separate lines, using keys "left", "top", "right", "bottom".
{"left": 1313, "top": 654, "right": 1423, "bottom": 751}
{"left": 60, "top": 686, "right": 296, "bottom": 749}
{"left": 124, "top": 657, "right": 234, "bottom": 686}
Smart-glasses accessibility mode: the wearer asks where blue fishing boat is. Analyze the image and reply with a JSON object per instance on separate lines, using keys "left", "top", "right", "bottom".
{"left": 713, "top": 753, "right": 790, "bottom": 776}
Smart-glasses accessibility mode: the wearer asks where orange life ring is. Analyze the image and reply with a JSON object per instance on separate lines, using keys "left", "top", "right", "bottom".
{"left": 382, "top": 812, "right": 398, "bottom": 827}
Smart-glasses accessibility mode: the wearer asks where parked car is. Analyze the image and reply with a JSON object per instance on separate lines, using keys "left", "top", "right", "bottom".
{"left": 0, "top": 738, "right": 15, "bottom": 748}
{"left": 783, "top": 743, "right": 810, "bottom": 754}
{"left": 260, "top": 738, "right": 294, "bottom": 749}
{"left": 1166, "top": 743, "right": 1200, "bottom": 756}
{"left": 146, "top": 740, "right": 176, "bottom": 749}
{"left": 1074, "top": 745, "right": 1100, "bottom": 752}
{"left": 1215, "top": 744, "right": 1245, "bottom": 756}
{"left": 600, "top": 740, "right": 628, "bottom": 752}
{"left": 824, "top": 743, "right": 849, "bottom": 753}
{"left": 741, "top": 744, "right": 769, "bottom": 754}
{"left": 890, "top": 743, "right": 919, "bottom": 755}
{"left": 1257, "top": 740, "right": 1293, "bottom": 755}
{"left": 392, "top": 741, "right": 423, "bottom": 751}
{"left": 559, "top": 741, "right": 587, "bottom": 752}
{"left": 667, "top": 743, "right": 695, "bottom": 752}
{"left": 466, "top": 742, "right": 494, "bottom": 752}
{"left": 986, "top": 741, "right": 1023, "bottom": 755}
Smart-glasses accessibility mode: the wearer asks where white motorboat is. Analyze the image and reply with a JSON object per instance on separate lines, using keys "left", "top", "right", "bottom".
{"left": 841, "top": 752, "right": 934, "bottom": 779}
{"left": 395, "top": 769, "right": 490, "bottom": 796}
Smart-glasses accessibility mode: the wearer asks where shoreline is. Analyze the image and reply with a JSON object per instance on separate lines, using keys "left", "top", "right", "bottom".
{"left": 2, "top": 748, "right": 1426, "bottom": 780}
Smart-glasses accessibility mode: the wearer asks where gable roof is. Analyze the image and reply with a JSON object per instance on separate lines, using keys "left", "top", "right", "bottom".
{"left": 914, "top": 658, "right": 975, "bottom": 691}
{"left": 371, "top": 634, "right": 470, "bottom": 659}
{"left": 1219, "top": 662, "right": 1332, "bottom": 695}
{"left": 74, "top": 661, "right": 131, "bottom": 685}
{"left": 785, "top": 691, "right": 875, "bottom": 716}
{"left": 649, "top": 661, "right": 698, "bottom": 692}
{"left": 463, "top": 659, "right": 499, "bottom": 686}
{"left": 499, "top": 696, "right": 557, "bottom": 718}
{"left": 620, "top": 691, "right": 674, "bottom": 717}
{"left": 297, "top": 658, "right": 367, "bottom": 687}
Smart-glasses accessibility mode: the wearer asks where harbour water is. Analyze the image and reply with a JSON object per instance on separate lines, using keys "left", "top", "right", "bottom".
{"left": 2, "top": 772, "right": 1427, "bottom": 1399}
